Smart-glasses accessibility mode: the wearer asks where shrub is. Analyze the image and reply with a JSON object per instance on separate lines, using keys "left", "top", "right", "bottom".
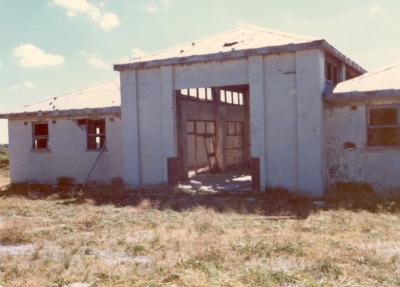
{"left": 264, "top": 187, "right": 313, "bottom": 218}
{"left": 0, "top": 158, "right": 9, "bottom": 168}
{"left": 57, "top": 177, "right": 76, "bottom": 187}
{"left": 5, "top": 182, "right": 53, "bottom": 198}
{"left": 325, "top": 181, "right": 382, "bottom": 211}
{"left": 56, "top": 177, "right": 77, "bottom": 198}
{"left": 0, "top": 220, "right": 31, "bottom": 244}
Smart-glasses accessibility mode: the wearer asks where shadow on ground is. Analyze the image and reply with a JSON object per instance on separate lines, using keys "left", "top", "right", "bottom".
{"left": 3, "top": 178, "right": 397, "bottom": 218}
{"left": 0, "top": 180, "right": 314, "bottom": 219}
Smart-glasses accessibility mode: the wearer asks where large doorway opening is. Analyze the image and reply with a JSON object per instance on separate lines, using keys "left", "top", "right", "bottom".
{"left": 174, "top": 84, "right": 252, "bottom": 192}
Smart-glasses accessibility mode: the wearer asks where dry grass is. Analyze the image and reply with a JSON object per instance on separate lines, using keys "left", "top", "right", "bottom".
{"left": 0, "top": 195, "right": 399, "bottom": 286}
{"left": 0, "top": 145, "right": 8, "bottom": 169}
{"left": 0, "top": 168, "right": 9, "bottom": 189}
{"left": 0, "top": 218, "right": 31, "bottom": 244}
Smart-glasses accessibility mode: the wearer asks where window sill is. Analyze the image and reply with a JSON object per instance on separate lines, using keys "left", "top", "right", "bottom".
{"left": 362, "top": 146, "right": 400, "bottom": 152}
{"left": 85, "top": 149, "right": 108, "bottom": 152}
{"left": 31, "top": 149, "right": 51, "bottom": 153}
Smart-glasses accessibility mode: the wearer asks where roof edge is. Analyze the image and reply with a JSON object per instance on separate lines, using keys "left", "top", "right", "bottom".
{"left": 114, "top": 40, "right": 325, "bottom": 71}
{"left": 0, "top": 106, "right": 121, "bottom": 120}
{"left": 114, "top": 39, "right": 366, "bottom": 74}
{"left": 325, "top": 90, "right": 400, "bottom": 104}
{"left": 320, "top": 41, "right": 366, "bottom": 74}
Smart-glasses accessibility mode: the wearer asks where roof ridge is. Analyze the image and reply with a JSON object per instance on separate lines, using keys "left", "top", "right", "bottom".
{"left": 240, "top": 24, "right": 318, "bottom": 41}
{"left": 128, "top": 25, "right": 319, "bottom": 63}
{"left": 130, "top": 26, "right": 246, "bottom": 63}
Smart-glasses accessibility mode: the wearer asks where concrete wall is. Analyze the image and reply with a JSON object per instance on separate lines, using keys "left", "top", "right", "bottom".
{"left": 120, "top": 59, "right": 249, "bottom": 187}
{"left": 120, "top": 51, "right": 326, "bottom": 195}
{"left": 8, "top": 116, "right": 122, "bottom": 184}
{"left": 249, "top": 50, "right": 325, "bottom": 195}
{"left": 325, "top": 102, "right": 400, "bottom": 194}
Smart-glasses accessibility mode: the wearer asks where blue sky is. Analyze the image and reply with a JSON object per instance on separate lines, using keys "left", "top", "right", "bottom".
{"left": 1, "top": 0, "right": 400, "bottom": 144}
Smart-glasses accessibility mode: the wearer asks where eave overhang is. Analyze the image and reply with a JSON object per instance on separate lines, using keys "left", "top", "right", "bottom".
{"left": 325, "top": 90, "right": 400, "bottom": 106}
{"left": 0, "top": 106, "right": 121, "bottom": 120}
{"left": 114, "top": 40, "right": 366, "bottom": 74}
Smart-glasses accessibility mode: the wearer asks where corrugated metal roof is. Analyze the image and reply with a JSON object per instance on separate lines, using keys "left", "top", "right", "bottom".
{"left": 0, "top": 79, "right": 120, "bottom": 118}
{"left": 123, "top": 25, "right": 319, "bottom": 63}
{"left": 115, "top": 25, "right": 365, "bottom": 73}
{"left": 334, "top": 63, "right": 400, "bottom": 94}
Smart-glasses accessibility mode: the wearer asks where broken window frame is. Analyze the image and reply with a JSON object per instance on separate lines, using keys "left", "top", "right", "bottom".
{"left": 179, "top": 88, "right": 214, "bottom": 102}
{"left": 226, "top": 121, "right": 244, "bottom": 149}
{"left": 32, "top": 122, "right": 50, "bottom": 151}
{"left": 86, "top": 119, "right": 107, "bottom": 151}
{"left": 227, "top": 121, "right": 244, "bottom": 136}
{"left": 325, "top": 55, "right": 340, "bottom": 84}
{"left": 219, "top": 89, "right": 245, "bottom": 106}
{"left": 187, "top": 120, "right": 216, "bottom": 136}
{"left": 367, "top": 105, "right": 400, "bottom": 147}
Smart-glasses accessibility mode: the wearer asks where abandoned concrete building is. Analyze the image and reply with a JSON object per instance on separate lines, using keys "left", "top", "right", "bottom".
{"left": 0, "top": 79, "right": 122, "bottom": 183}
{"left": 5, "top": 25, "right": 394, "bottom": 196}
{"left": 113, "top": 25, "right": 365, "bottom": 196}
{"left": 326, "top": 63, "right": 400, "bottom": 195}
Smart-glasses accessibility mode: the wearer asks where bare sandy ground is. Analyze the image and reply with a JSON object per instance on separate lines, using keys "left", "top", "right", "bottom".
{"left": 0, "top": 168, "right": 10, "bottom": 188}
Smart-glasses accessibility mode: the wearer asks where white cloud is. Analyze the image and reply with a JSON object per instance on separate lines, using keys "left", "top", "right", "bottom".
{"left": 116, "top": 48, "right": 146, "bottom": 64}
{"left": 82, "top": 52, "right": 110, "bottom": 69}
{"left": 87, "top": 56, "right": 109, "bottom": 69}
{"left": 23, "top": 81, "right": 35, "bottom": 89}
{"left": 369, "top": 5, "right": 384, "bottom": 15}
{"left": 144, "top": 5, "right": 159, "bottom": 14}
{"left": 51, "top": 0, "right": 119, "bottom": 31}
{"left": 131, "top": 48, "right": 146, "bottom": 59}
{"left": 11, "top": 81, "right": 35, "bottom": 91}
{"left": 143, "top": 0, "right": 172, "bottom": 14}
{"left": 14, "top": 44, "right": 65, "bottom": 68}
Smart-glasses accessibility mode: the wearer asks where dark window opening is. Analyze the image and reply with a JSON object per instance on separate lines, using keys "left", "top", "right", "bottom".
{"left": 87, "top": 119, "right": 106, "bottom": 150}
{"left": 346, "top": 69, "right": 357, "bottom": 80}
{"left": 333, "top": 65, "right": 338, "bottom": 84}
{"left": 32, "top": 122, "right": 49, "bottom": 150}
{"left": 369, "top": 108, "right": 397, "bottom": 126}
{"left": 368, "top": 107, "right": 400, "bottom": 146}
{"left": 326, "top": 61, "right": 340, "bottom": 84}
{"left": 368, "top": 128, "right": 400, "bottom": 146}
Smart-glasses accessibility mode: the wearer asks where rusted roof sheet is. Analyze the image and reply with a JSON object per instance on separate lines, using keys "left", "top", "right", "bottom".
{"left": 0, "top": 79, "right": 120, "bottom": 119}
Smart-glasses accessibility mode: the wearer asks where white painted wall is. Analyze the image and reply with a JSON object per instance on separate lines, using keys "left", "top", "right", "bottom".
{"left": 325, "top": 103, "right": 400, "bottom": 194}
{"left": 8, "top": 116, "right": 122, "bottom": 184}
{"left": 120, "top": 52, "right": 326, "bottom": 195}
{"left": 264, "top": 53, "right": 297, "bottom": 189}
{"left": 295, "top": 50, "right": 326, "bottom": 196}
